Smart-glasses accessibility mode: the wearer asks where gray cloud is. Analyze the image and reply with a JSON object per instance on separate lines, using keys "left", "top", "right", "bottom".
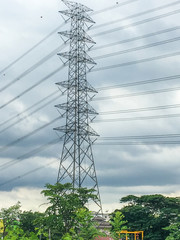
{"left": 0, "top": 0, "right": 180, "bottom": 209}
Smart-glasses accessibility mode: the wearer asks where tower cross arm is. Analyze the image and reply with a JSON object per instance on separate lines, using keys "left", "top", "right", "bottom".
{"left": 83, "top": 32, "right": 96, "bottom": 44}
{"left": 59, "top": 9, "right": 95, "bottom": 24}
{"left": 58, "top": 31, "right": 72, "bottom": 39}
{"left": 57, "top": 51, "right": 70, "bottom": 60}
{"left": 82, "top": 12, "right": 95, "bottom": 24}
{"left": 84, "top": 53, "right": 97, "bottom": 65}
{"left": 58, "top": 31, "right": 95, "bottom": 44}
{"left": 61, "top": 0, "right": 93, "bottom": 12}
{"left": 59, "top": 10, "right": 72, "bottom": 18}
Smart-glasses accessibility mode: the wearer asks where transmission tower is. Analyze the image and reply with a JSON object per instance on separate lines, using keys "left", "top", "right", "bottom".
{"left": 54, "top": 0, "right": 102, "bottom": 213}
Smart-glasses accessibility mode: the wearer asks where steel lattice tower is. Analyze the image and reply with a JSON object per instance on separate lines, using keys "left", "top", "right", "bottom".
{"left": 54, "top": 0, "right": 102, "bottom": 213}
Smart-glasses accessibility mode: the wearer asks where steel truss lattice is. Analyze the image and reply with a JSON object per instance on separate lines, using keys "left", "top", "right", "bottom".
{"left": 54, "top": 0, "right": 102, "bottom": 213}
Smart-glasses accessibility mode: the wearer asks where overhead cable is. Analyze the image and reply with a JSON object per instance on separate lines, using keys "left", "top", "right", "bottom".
{"left": 0, "top": 0, "right": 138, "bottom": 76}
{"left": 94, "top": 85, "right": 180, "bottom": 101}
{"left": 95, "top": 141, "right": 180, "bottom": 145}
{"left": 0, "top": 117, "right": 59, "bottom": 153}
{"left": 92, "top": 9, "right": 180, "bottom": 37}
{"left": 2, "top": 10, "right": 180, "bottom": 93}
{"left": 91, "top": 26, "right": 180, "bottom": 52}
{"left": 99, "top": 103, "right": 180, "bottom": 115}
{"left": 91, "top": 51, "right": 180, "bottom": 73}
{"left": 2, "top": 35, "right": 179, "bottom": 111}
{"left": 0, "top": 44, "right": 65, "bottom": 93}
{"left": 92, "top": 0, "right": 139, "bottom": 16}
{"left": 1, "top": 74, "right": 179, "bottom": 127}
{"left": 2, "top": 26, "right": 178, "bottom": 95}
{"left": 0, "top": 0, "right": 178, "bottom": 79}
{"left": 0, "top": 93, "right": 63, "bottom": 134}
{"left": 0, "top": 24, "right": 65, "bottom": 76}
{"left": 94, "top": 36, "right": 180, "bottom": 61}
{"left": 0, "top": 159, "right": 59, "bottom": 188}
{"left": 97, "top": 74, "right": 180, "bottom": 91}
{"left": 0, "top": 90, "right": 59, "bottom": 127}
{"left": 0, "top": 23, "right": 65, "bottom": 74}
{"left": 0, "top": 65, "right": 64, "bottom": 110}
{"left": 94, "top": 113, "right": 180, "bottom": 123}
{"left": 0, "top": 138, "right": 62, "bottom": 171}
{"left": 92, "top": 0, "right": 180, "bottom": 30}
{"left": 99, "top": 133, "right": 180, "bottom": 140}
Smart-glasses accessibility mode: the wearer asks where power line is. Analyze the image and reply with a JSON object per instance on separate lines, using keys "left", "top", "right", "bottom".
{"left": 1, "top": 132, "right": 179, "bottom": 183}
{"left": 2, "top": 88, "right": 180, "bottom": 136}
{"left": 0, "top": 140, "right": 179, "bottom": 188}
{"left": 1, "top": 74, "right": 179, "bottom": 128}
{"left": 1, "top": 32, "right": 178, "bottom": 102}
{"left": 0, "top": 93, "right": 63, "bottom": 135}
{"left": 99, "top": 103, "right": 180, "bottom": 115}
{"left": 0, "top": 44, "right": 65, "bottom": 93}
{"left": 91, "top": 26, "right": 180, "bottom": 52}
{"left": 91, "top": 51, "right": 180, "bottom": 73}
{"left": 2, "top": 10, "right": 179, "bottom": 95}
{"left": 1, "top": 7, "right": 180, "bottom": 192}
{"left": 2, "top": 76, "right": 179, "bottom": 133}
{"left": 2, "top": 26, "right": 178, "bottom": 96}
{"left": 0, "top": 24, "right": 65, "bottom": 76}
{"left": 5, "top": 8, "right": 177, "bottom": 92}
{"left": 0, "top": 65, "right": 64, "bottom": 110}
{"left": 99, "top": 133, "right": 180, "bottom": 140}
{"left": 95, "top": 141, "right": 180, "bottom": 145}
{"left": 92, "top": 9, "right": 180, "bottom": 37}
{"left": 1, "top": 86, "right": 180, "bottom": 137}
{"left": 0, "top": 159, "right": 59, "bottom": 188}
{"left": 0, "top": 0, "right": 138, "bottom": 77}
{"left": 94, "top": 36, "right": 180, "bottom": 61}
{"left": 2, "top": 2, "right": 178, "bottom": 87}
{"left": 92, "top": 0, "right": 139, "bottom": 16}
{"left": 0, "top": 1, "right": 178, "bottom": 92}
{"left": 1, "top": 72, "right": 180, "bottom": 137}
{"left": 94, "top": 113, "right": 180, "bottom": 123}
{"left": 0, "top": 117, "right": 60, "bottom": 153}
{"left": 0, "top": 138, "right": 62, "bottom": 171}
{"left": 92, "top": 0, "right": 180, "bottom": 30}
{"left": 2, "top": 38, "right": 179, "bottom": 111}
{"left": 94, "top": 86, "right": 180, "bottom": 101}
{"left": 97, "top": 74, "right": 180, "bottom": 91}
{"left": 0, "top": 89, "right": 59, "bottom": 127}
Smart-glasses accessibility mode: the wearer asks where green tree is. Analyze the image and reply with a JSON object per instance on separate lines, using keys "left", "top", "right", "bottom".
{"left": 39, "top": 182, "right": 98, "bottom": 239}
{"left": 4, "top": 226, "right": 38, "bottom": 240}
{"left": 120, "top": 194, "right": 180, "bottom": 240}
{"left": 110, "top": 211, "right": 127, "bottom": 239}
{"left": 0, "top": 204, "right": 44, "bottom": 239}
{"left": 71, "top": 208, "right": 102, "bottom": 239}
{"left": 164, "top": 215, "right": 180, "bottom": 240}
{"left": 0, "top": 202, "right": 21, "bottom": 238}
{"left": 19, "top": 210, "right": 45, "bottom": 238}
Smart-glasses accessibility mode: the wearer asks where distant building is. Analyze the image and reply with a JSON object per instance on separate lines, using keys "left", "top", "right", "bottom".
{"left": 93, "top": 214, "right": 112, "bottom": 239}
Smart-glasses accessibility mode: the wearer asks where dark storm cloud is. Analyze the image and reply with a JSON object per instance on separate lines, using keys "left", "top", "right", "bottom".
{"left": 94, "top": 144, "right": 180, "bottom": 187}
{"left": 0, "top": 157, "right": 59, "bottom": 191}
{"left": 98, "top": 164, "right": 180, "bottom": 187}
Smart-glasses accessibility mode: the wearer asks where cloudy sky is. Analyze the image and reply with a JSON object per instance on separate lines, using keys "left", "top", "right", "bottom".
{"left": 0, "top": 0, "right": 180, "bottom": 213}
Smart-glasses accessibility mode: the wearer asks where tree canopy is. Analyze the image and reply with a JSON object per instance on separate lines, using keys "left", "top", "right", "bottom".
{"left": 38, "top": 182, "right": 101, "bottom": 239}
{"left": 0, "top": 201, "right": 21, "bottom": 238}
{"left": 0, "top": 188, "right": 179, "bottom": 240}
{"left": 119, "top": 194, "right": 180, "bottom": 240}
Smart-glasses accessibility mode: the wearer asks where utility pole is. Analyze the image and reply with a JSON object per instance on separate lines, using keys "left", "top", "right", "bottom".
{"left": 54, "top": 0, "right": 102, "bottom": 213}
{"left": 48, "top": 229, "right": 51, "bottom": 240}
